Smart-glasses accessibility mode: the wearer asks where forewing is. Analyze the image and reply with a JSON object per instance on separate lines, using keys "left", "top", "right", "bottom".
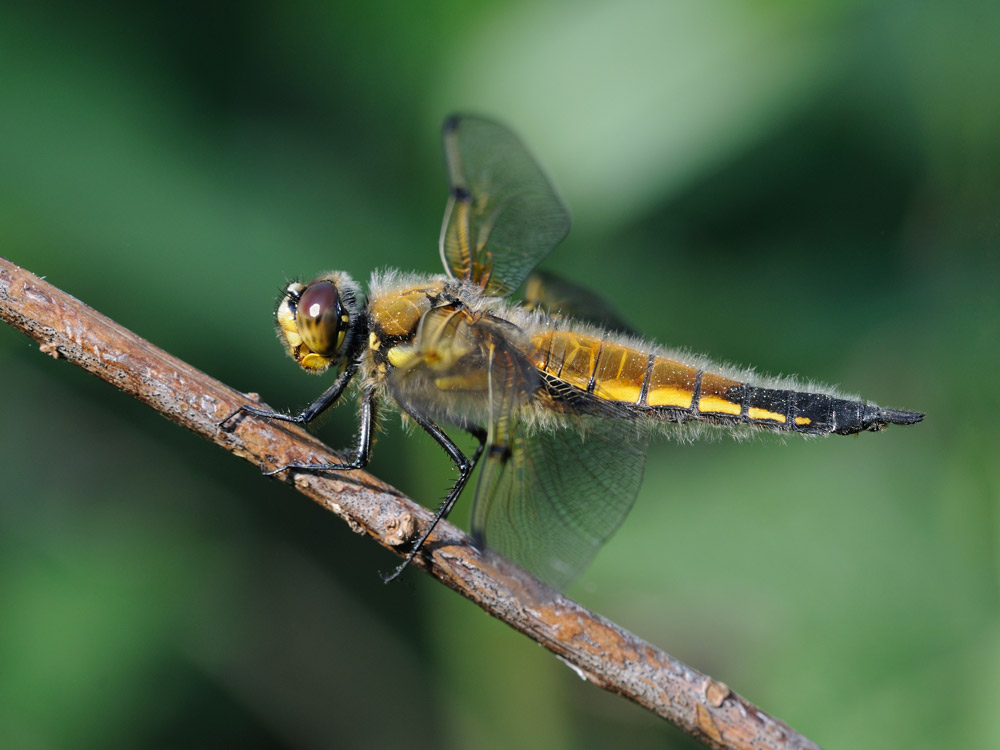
{"left": 471, "top": 413, "right": 649, "bottom": 590}
{"left": 440, "top": 115, "right": 570, "bottom": 297}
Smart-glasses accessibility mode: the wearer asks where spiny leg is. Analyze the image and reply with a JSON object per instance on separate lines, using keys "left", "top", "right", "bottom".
{"left": 260, "top": 384, "right": 376, "bottom": 476}
{"left": 218, "top": 362, "right": 358, "bottom": 430}
{"left": 381, "top": 414, "right": 487, "bottom": 583}
{"left": 220, "top": 366, "right": 485, "bottom": 581}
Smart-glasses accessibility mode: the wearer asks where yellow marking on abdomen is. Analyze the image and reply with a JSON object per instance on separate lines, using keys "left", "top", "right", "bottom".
{"left": 748, "top": 407, "right": 786, "bottom": 423}
{"left": 591, "top": 344, "right": 647, "bottom": 403}
{"left": 698, "top": 396, "right": 742, "bottom": 416}
{"left": 647, "top": 386, "right": 695, "bottom": 408}
{"left": 596, "top": 380, "right": 643, "bottom": 403}
{"left": 646, "top": 358, "right": 699, "bottom": 408}
{"left": 532, "top": 333, "right": 646, "bottom": 403}
{"left": 533, "top": 333, "right": 703, "bottom": 408}
{"left": 795, "top": 416, "right": 812, "bottom": 426}
{"left": 531, "top": 332, "right": 790, "bottom": 425}
{"left": 696, "top": 372, "right": 743, "bottom": 415}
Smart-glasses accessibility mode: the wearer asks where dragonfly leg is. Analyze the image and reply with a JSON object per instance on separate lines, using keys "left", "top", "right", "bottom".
{"left": 381, "top": 415, "right": 487, "bottom": 583}
{"left": 218, "top": 363, "right": 358, "bottom": 430}
{"left": 259, "top": 384, "right": 376, "bottom": 476}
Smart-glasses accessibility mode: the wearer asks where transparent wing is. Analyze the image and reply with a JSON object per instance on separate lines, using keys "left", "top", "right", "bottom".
{"left": 471, "top": 410, "right": 650, "bottom": 591}
{"left": 440, "top": 115, "right": 571, "bottom": 298}
{"left": 522, "top": 270, "right": 638, "bottom": 336}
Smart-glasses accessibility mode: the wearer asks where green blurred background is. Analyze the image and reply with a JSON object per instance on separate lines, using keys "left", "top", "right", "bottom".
{"left": 1, "top": 1, "right": 997, "bottom": 748}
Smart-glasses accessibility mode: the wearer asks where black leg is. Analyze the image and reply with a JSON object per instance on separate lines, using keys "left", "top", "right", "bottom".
{"left": 381, "top": 415, "right": 487, "bottom": 583}
{"left": 219, "top": 364, "right": 485, "bottom": 582}
{"left": 218, "top": 363, "right": 358, "bottom": 430}
{"left": 261, "top": 384, "right": 376, "bottom": 476}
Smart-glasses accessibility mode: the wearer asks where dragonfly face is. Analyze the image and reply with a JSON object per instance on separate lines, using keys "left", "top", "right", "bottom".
{"left": 274, "top": 271, "right": 364, "bottom": 373}
{"left": 225, "top": 115, "right": 923, "bottom": 589}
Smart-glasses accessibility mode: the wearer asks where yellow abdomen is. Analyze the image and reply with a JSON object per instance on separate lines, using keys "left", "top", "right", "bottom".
{"left": 530, "top": 330, "right": 790, "bottom": 426}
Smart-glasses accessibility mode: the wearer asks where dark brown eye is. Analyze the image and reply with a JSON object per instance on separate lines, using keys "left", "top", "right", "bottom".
{"left": 296, "top": 280, "right": 344, "bottom": 356}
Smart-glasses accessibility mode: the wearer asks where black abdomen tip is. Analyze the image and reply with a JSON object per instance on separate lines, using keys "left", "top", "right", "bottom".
{"left": 861, "top": 405, "right": 925, "bottom": 431}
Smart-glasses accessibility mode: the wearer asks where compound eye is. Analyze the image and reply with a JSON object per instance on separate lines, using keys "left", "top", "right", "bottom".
{"left": 296, "top": 280, "right": 345, "bottom": 357}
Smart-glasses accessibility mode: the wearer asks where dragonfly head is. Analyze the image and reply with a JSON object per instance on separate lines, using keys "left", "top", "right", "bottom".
{"left": 275, "top": 271, "right": 363, "bottom": 373}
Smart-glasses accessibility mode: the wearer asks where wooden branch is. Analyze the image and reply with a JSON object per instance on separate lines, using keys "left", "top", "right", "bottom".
{"left": 0, "top": 255, "right": 821, "bottom": 750}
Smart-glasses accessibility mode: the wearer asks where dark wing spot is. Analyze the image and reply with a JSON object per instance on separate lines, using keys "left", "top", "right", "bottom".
{"left": 486, "top": 443, "right": 513, "bottom": 464}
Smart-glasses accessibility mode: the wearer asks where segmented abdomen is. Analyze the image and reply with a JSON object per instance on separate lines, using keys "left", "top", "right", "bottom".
{"left": 530, "top": 331, "right": 918, "bottom": 435}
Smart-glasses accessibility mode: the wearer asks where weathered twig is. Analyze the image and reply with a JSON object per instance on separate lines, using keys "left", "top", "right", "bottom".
{"left": 0, "top": 255, "right": 821, "bottom": 750}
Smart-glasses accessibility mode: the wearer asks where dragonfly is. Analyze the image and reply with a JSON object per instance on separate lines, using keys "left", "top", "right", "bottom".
{"left": 221, "top": 115, "right": 923, "bottom": 589}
